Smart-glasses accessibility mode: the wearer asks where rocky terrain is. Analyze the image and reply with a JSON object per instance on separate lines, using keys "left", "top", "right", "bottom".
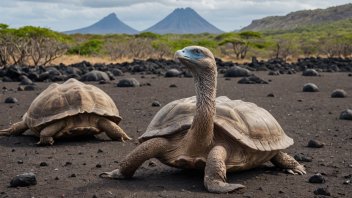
{"left": 0, "top": 59, "right": 351, "bottom": 197}
{"left": 241, "top": 3, "right": 352, "bottom": 31}
{"left": 1, "top": 57, "right": 351, "bottom": 84}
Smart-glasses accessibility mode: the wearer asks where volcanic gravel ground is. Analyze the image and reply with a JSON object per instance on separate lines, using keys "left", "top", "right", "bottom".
{"left": 0, "top": 72, "right": 351, "bottom": 197}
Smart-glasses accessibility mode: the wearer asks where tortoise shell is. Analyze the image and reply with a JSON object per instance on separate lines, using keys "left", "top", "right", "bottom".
{"left": 24, "top": 78, "right": 121, "bottom": 128}
{"left": 139, "top": 96, "right": 293, "bottom": 151}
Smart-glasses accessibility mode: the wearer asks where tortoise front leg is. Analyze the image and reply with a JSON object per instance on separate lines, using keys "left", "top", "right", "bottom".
{"left": 100, "top": 137, "right": 169, "bottom": 179}
{"left": 37, "top": 120, "right": 65, "bottom": 146}
{"left": 204, "top": 145, "right": 245, "bottom": 193}
{"left": 0, "top": 121, "right": 28, "bottom": 136}
{"left": 271, "top": 151, "right": 306, "bottom": 175}
{"left": 97, "top": 118, "right": 131, "bottom": 141}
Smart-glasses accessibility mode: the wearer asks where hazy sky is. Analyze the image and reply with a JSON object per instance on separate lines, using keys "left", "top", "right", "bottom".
{"left": 1, "top": 0, "right": 350, "bottom": 32}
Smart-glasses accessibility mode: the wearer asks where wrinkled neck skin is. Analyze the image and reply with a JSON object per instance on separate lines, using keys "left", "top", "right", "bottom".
{"left": 184, "top": 67, "right": 217, "bottom": 155}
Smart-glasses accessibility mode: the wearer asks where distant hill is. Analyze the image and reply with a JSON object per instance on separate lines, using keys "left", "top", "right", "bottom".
{"left": 241, "top": 3, "right": 352, "bottom": 32}
{"left": 144, "top": 7, "right": 223, "bottom": 34}
{"left": 64, "top": 13, "right": 138, "bottom": 35}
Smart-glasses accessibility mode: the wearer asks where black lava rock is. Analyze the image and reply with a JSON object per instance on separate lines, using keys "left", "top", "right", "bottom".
{"left": 152, "top": 101, "right": 161, "bottom": 107}
{"left": 294, "top": 153, "right": 313, "bottom": 162}
{"left": 309, "top": 173, "right": 325, "bottom": 183}
{"left": 10, "top": 172, "right": 37, "bottom": 187}
{"left": 19, "top": 75, "right": 34, "bottom": 85}
{"left": 39, "top": 162, "right": 48, "bottom": 166}
{"left": 17, "top": 85, "right": 37, "bottom": 91}
{"left": 303, "top": 83, "right": 319, "bottom": 92}
{"left": 339, "top": 109, "right": 352, "bottom": 120}
{"left": 302, "top": 69, "right": 319, "bottom": 76}
{"left": 112, "top": 69, "right": 124, "bottom": 76}
{"left": 268, "top": 71, "right": 280, "bottom": 76}
{"left": 4, "top": 97, "right": 18, "bottom": 103}
{"left": 307, "top": 139, "right": 325, "bottom": 148}
{"left": 165, "top": 69, "right": 181, "bottom": 77}
{"left": 81, "top": 70, "right": 110, "bottom": 82}
{"left": 267, "top": 93, "right": 275, "bottom": 97}
{"left": 238, "top": 75, "right": 268, "bottom": 84}
{"left": 224, "top": 66, "right": 252, "bottom": 78}
{"left": 331, "top": 89, "right": 347, "bottom": 98}
{"left": 314, "top": 187, "right": 331, "bottom": 196}
{"left": 116, "top": 78, "right": 140, "bottom": 87}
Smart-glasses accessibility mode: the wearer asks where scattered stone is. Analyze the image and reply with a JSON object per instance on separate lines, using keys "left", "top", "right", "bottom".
{"left": 302, "top": 69, "right": 319, "bottom": 76}
{"left": 17, "top": 160, "right": 23, "bottom": 164}
{"left": 19, "top": 75, "right": 34, "bottom": 85}
{"left": 348, "top": 73, "right": 352, "bottom": 77}
{"left": 80, "top": 70, "right": 110, "bottom": 82}
{"left": 152, "top": 101, "right": 161, "bottom": 107}
{"left": 267, "top": 93, "right": 275, "bottom": 97}
{"left": 309, "top": 173, "right": 326, "bottom": 183}
{"left": 4, "top": 97, "right": 18, "bottom": 103}
{"left": 308, "top": 139, "right": 325, "bottom": 148}
{"left": 69, "top": 173, "right": 76, "bottom": 178}
{"left": 165, "top": 69, "right": 182, "bottom": 77}
{"left": 302, "top": 83, "right": 319, "bottom": 92}
{"left": 238, "top": 75, "right": 268, "bottom": 84}
{"left": 169, "top": 84, "right": 177, "bottom": 88}
{"left": 97, "top": 149, "right": 103, "bottom": 153}
{"left": 331, "top": 89, "right": 347, "bottom": 98}
{"left": 39, "top": 162, "right": 48, "bottom": 166}
{"left": 294, "top": 153, "right": 313, "bottom": 162}
{"left": 339, "top": 109, "right": 352, "bottom": 120}
{"left": 314, "top": 187, "right": 331, "bottom": 196}
{"left": 54, "top": 176, "right": 59, "bottom": 180}
{"left": 10, "top": 172, "right": 37, "bottom": 187}
{"left": 268, "top": 71, "right": 280, "bottom": 76}
{"left": 116, "top": 78, "right": 140, "bottom": 87}
{"left": 17, "top": 85, "right": 37, "bottom": 91}
{"left": 224, "top": 66, "right": 252, "bottom": 77}
{"left": 343, "top": 180, "right": 350, "bottom": 184}
{"left": 96, "top": 164, "right": 102, "bottom": 168}
{"left": 64, "top": 162, "right": 72, "bottom": 166}
{"left": 112, "top": 68, "right": 124, "bottom": 76}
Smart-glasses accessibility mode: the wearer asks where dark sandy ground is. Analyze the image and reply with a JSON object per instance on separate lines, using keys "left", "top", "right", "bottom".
{"left": 0, "top": 72, "right": 351, "bottom": 198}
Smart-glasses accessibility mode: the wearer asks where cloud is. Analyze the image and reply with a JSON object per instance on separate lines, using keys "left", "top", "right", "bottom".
{"left": 1, "top": 0, "right": 351, "bottom": 32}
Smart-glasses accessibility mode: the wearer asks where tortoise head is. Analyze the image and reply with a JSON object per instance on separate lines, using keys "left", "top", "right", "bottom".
{"left": 174, "top": 46, "right": 216, "bottom": 73}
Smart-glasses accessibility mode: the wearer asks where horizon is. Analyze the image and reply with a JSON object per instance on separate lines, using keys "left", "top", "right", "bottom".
{"left": 1, "top": 1, "right": 351, "bottom": 32}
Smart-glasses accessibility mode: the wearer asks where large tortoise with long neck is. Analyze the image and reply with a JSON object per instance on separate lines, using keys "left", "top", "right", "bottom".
{"left": 0, "top": 78, "right": 131, "bottom": 145}
{"left": 100, "top": 46, "right": 306, "bottom": 193}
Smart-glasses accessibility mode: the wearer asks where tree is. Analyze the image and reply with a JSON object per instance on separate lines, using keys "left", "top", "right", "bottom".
{"left": 217, "top": 31, "right": 262, "bottom": 59}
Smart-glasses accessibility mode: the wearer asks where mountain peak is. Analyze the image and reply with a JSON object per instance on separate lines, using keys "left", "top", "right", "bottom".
{"left": 64, "top": 13, "right": 138, "bottom": 35}
{"left": 144, "top": 7, "right": 223, "bottom": 34}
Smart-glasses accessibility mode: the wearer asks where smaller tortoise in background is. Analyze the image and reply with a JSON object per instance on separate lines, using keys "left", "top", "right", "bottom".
{"left": 0, "top": 78, "right": 131, "bottom": 145}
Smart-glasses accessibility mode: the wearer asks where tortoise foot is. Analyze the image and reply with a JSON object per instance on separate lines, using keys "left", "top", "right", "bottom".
{"left": 36, "top": 137, "right": 54, "bottom": 146}
{"left": 204, "top": 178, "right": 245, "bottom": 194}
{"left": 99, "top": 169, "right": 126, "bottom": 179}
{"left": 285, "top": 164, "right": 306, "bottom": 175}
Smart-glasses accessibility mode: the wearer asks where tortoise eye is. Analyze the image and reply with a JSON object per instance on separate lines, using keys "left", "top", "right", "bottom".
{"left": 193, "top": 49, "right": 201, "bottom": 55}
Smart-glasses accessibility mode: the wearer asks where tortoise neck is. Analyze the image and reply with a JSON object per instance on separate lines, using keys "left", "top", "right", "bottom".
{"left": 187, "top": 68, "right": 217, "bottom": 151}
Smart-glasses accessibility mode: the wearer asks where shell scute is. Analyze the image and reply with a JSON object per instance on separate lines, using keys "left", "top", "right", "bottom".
{"left": 140, "top": 96, "right": 293, "bottom": 151}
{"left": 24, "top": 78, "right": 121, "bottom": 127}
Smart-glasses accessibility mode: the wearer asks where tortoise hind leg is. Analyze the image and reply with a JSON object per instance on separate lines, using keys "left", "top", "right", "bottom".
{"left": 100, "top": 137, "right": 169, "bottom": 179}
{"left": 270, "top": 151, "right": 306, "bottom": 175}
{"left": 0, "top": 121, "right": 28, "bottom": 136}
{"left": 204, "top": 145, "right": 245, "bottom": 193}
{"left": 37, "top": 120, "right": 65, "bottom": 146}
{"left": 97, "top": 118, "right": 131, "bottom": 141}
